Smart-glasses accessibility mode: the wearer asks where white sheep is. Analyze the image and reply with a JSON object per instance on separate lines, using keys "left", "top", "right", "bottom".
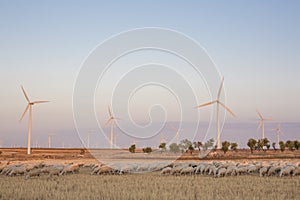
{"left": 216, "top": 167, "right": 226, "bottom": 177}
{"left": 161, "top": 167, "right": 172, "bottom": 175}
{"left": 180, "top": 166, "right": 195, "bottom": 175}
{"left": 60, "top": 163, "right": 81, "bottom": 175}
{"left": 292, "top": 167, "right": 300, "bottom": 176}
{"left": 259, "top": 166, "right": 270, "bottom": 177}
{"left": 279, "top": 166, "right": 295, "bottom": 177}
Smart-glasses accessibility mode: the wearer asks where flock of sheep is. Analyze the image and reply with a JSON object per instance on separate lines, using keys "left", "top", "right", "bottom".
{"left": 1, "top": 160, "right": 300, "bottom": 179}
{"left": 160, "top": 161, "right": 300, "bottom": 177}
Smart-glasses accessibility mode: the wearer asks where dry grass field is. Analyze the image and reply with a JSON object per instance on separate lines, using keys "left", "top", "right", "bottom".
{"left": 0, "top": 172, "right": 299, "bottom": 200}
{"left": 1, "top": 148, "right": 300, "bottom": 200}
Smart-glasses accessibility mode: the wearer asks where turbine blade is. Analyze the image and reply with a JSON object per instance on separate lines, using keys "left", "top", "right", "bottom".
{"left": 19, "top": 104, "right": 29, "bottom": 123}
{"left": 257, "top": 110, "right": 263, "bottom": 119}
{"left": 21, "top": 85, "right": 30, "bottom": 103}
{"left": 219, "top": 102, "right": 236, "bottom": 117}
{"left": 194, "top": 101, "right": 217, "bottom": 108}
{"left": 217, "top": 77, "right": 224, "bottom": 100}
{"left": 32, "top": 100, "right": 50, "bottom": 104}
{"left": 104, "top": 118, "right": 112, "bottom": 127}
{"left": 108, "top": 105, "right": 112, "bottom": 117}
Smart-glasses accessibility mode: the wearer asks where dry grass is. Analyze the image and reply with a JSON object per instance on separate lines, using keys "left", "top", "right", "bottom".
{"left": 0, "top": 172, "right": 299, "bottom": 200}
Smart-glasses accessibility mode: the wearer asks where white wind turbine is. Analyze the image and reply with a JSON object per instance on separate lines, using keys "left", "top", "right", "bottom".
{"left": 104, "top": 105, "right": 121, "bottom": 149}
{"left": 271, "top": 123, "right": 284, "bottom": 145}
{"left": 257, "top": 110, "right": 272, "bottom": 139}
{"left": 48, "top": 134, "right": 55, "bottom": 148}
{"left": 87, "top": 130, "right": 95, "bottom": 149}
{"left": 19, "top": 85, "right": 49, "bottom": 154}
{"left": 195, "top": 77, "right": 236, "bottom": 149}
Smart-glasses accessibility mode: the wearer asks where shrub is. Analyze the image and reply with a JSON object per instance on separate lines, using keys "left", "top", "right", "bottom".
{"left": 169, "top": 143, "right": 180, "bottom": 153}
{"left": 230, "top": 143, "right": 238, "bottom": 151}
{"left": 142, "top": 147, "right": 152, "bottom": 153}
{"left": 129, "top": 144, "right": 136, "bottom": 153}
{"left": 247, "top": 139, "right": 257, "bottom": 153}
{"left": 221, "top": 141, "right": 231, "bottom": 154}
{"left": 279, "top": 141, "right": 285, "bottom": 152}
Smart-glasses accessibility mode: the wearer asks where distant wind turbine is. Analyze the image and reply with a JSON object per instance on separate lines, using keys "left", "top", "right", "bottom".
{"left": 195, "top": 77, "right": 236, "bottom": 149}
{"left": 19, "top": 85, "right": 49, "bottom": 154}
{"left": 48, "top": 134, "right": 55, "bottom": 148}
{"left": 104, "top": 105, "right": 121, "bottom": 149}
{"left": 257, "top": 110, "right": 272, "bottom": 139}
{"left": 271, "top": 123, "right": 284, "bottom": 144}
{"left": 87, "top": 130, "right": 95, "bottom": 149}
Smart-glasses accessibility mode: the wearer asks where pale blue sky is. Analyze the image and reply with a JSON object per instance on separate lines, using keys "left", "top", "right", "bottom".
{"left": 0, "top": 1, "right": 299, "bottom": 147}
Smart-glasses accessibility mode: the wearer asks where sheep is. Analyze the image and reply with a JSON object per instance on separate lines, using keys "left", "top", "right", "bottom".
{"left": 60, "top": 163, "right": 81, "bottom": 175}
{"left": 279, "top": 166, "right": 295, "bottom": 177}
{"left": 225, "top": 165, "right": 237, "bottom": 176}
{"left": 195, "top": 164, "right": 207, "bottom": 175}
{"left": 161, "top": 167, "right": 172, "bottom": 175}
{"left": 216, "top": 167, "right": 226, "bottom": 177}
{"left": 25, "top": 168, "right": 42, "bottom": 179}
{"left": 267, "top": 166, "right": 281, "bottom": 176}
{"left": 170, "top": 166, "right": 185, "bottom": 176}
{"left": 7, "top": 165, "right": 27, "bottom": 176}
{"left": 208, "top": 165, "right": 218, "bottom": 176}
{"left": 236, "top": 166, "right": 249, "bottom": 176}
{"left": 180, "top": 166, "right": 195, "bottom": 175}
{"left": 97, "top": 166, "right": 114, "bottom": 175}
{"left": 259, "top": 166, "right": 270, "bottom": 177}
{"left": 292, "top": 167, "right": 300, "bottom": 176}
{"left": 40, "top": 164, "right": 64, "bottom": 175}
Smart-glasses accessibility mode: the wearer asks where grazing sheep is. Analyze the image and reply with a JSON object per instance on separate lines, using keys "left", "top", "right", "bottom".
{"left": 7, "top": 165, "right": 27, "bottom": 176}
{"left": 170, "top": 166, "right": 185, "bottom": 176}
{"left": 236, "top": 166, "right": 249, "bottom": 176}
{"left": 259, "top": 166, "right": 270, "bottom": 177}
{"left": 216, "top": 167, "right": 226, "bottom": 177}
{"left": 25, "top": 168, "right": 42, "bottom": 179}
{"left": 161, "top": 167, "right": 172, "bottom": 175}
{"left": 97, "top": 166, "right": 114, "bottom": 175}
{"left": 279, "top": 166, "right": 295, "bottom": 177}
{"left": 225, "top": 165, "right": 237, "bottom": 176}
{"left": 208, "top": 165, "right": 218, "bottom": 176}
{"left": 267, "top": 166, "right": 281, "bottom": 176}
{"left": 195, "top": 164, "right": 207, "bottom": 175}
{"left": 180, "top": 167, "right": 195, "bottom": 175}
{"left": 60, "top": 163, "right": 81, "bottom": 175}
{"left": 292, "top": 167, "right": 300, "bottom": 176}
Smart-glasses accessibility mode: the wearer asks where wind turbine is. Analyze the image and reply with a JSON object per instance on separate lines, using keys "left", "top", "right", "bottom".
{"left": 195, "top": 77, "right": 236, "bottom": 149}
{"left": 257, "top": 110, "right": 272, "bottom": 139}
{"left": 87, "top": 130, "right": 95, "bottom": 149}
{"left": 104, "top": 105, "right": 120, "bottom": 149}
{"left": 271, "top": 123, "right": 284, "bottom": 145}
{"left": 48, "top": 134, "right": 55, "bottom": 148}
{"left": 19, "top": 85, "right": 49, "bottom": 154}
{"left": 170, "top": 125, "right": 183, "bottom": 144}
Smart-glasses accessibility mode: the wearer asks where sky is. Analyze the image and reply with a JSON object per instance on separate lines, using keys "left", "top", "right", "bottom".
{"left": 0, "top": 0, "right": 300, "bottom": 148}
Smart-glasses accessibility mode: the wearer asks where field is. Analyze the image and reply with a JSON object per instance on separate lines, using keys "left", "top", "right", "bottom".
{"left": 1, "top": 148, "right": 300, "bottom": 200}
{"left": 0, "top": 172, "right": 299, "bottom": 200}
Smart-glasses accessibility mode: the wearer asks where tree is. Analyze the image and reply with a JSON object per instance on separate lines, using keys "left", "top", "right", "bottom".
{"left": 142, "top": 147, "right": 152, "bottom": 153}
{"left": 262, "top": 138, "right": 270, "bottom": 151}
{"left": 202, "top": 138, "right": 215, "bottom": 151}
{"left": 279, "top": 141, "right": 285, "bottom": 152}
{"left": 247, "top": 139, "right": 257, "bottom": 154}
{"left": 169, "top": 143, "right": 180, "bottom": 153}
{"left": 159, "top": 142, "right": 166, "bottom": 152}
{"left": 129, "top": 144, "right": 136, "bottom": 153}
{"left": 294, "top": 140, "right": 300, "bottom": 150}
{"left": 285, "top": 140, "right": 295, "bottom": 151}
{"left": 230, "top": 143, "right": 238, "bottom": 151}
{"left": 193, "top": 141, "right": 203, "bottom": 151}
{"left": 179, "top": 139, "right": 192, "bottom": 152}
{"left": 188, "top": 144, "right": 194, "bottom": 155}
{"left": 272, "top": 142, "right": 277, "bottom": 151}
{"left": 256, "top": 139, "right": 264, "bottom": 151}
{"left": 221, "top": 141, "right": 231, "bottom": 154}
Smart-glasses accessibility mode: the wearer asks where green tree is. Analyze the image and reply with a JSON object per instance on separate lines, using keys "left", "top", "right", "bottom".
{"left": 247, "top": 138, "right": 257, "bottom": 154}
{"left": 285, "top": 140, "right": 295, "bottom": 151}
{"left": 256, "top": 139, "right": 264, "bottom": 151}
{"left": 262, "top": 138, "right": 270, "bottom": 151}
{"left": 159, "top": 142, "right": 166, "bottom": 152}
{"left": 188, "top": 144, "right": 194, "bottom": 155}
{"left": 169, "top": 143, "right": 180, "bottom": 153}
{"left": 142, "top": 147, "right": 152, "bottom": 153}
{"left": 230, "top": 143, "right": 238, "bottom": 151}
{"left": 294, "top": 140, "right": 300, "bottom": 150}
{"left": 179, "top": 139, "right": 192, "bottom": 152}
{"left": 272, "top": 142, "right": 277, "bottom": 151}
{"left": 193, "top": 141, "right": 203, "bottom": 151}
{"left": 221, "top": 141, "right": 231, "bottom": 154}
{"left": 279, "top": 141, "right": 285, "bottom": 152}
{"left": 129, "top": 144, "right": 136, "bottom": 153}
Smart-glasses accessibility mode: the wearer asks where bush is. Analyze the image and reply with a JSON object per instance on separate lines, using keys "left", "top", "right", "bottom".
{"left": 80, "top": 149, "right": 86, "bottom": 155}
{"left": 230, "top": 143, "right": 238, "bottom": 151}
{"left": 279, "top": 141, "right": 285, "bottom": 152}
{"left": 169, "top": 143, "right": 180, "bottom": 153}
{"left": 247, "top": 139, "right": 257, "bottom": 153}
{"left": 142, "top": 147, "right": 152, "bottom": 153}
{"left": 221, "top": 141, "right": 231, "bottom": 154}
{"left": 129, "top": 144, "right": 136, "bottom": 153}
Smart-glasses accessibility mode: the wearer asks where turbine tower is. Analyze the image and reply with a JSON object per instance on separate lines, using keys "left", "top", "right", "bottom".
{"left": 195, "top": 77, "right": 236, "bottom": 149}
{"left": 171, "top": 125, "right": 183, "bottom": 144}
{"left": 271, "top": 123, "right": 284, "bottom": 145}
{"left": 104, "top": 105, "right": 120, "bottom": 149}
{"left": 257, "top": 110, "right": 272, "bottom": 139}
{"left": 19, "top": 85, "right": 49, "bottom": 154}
{"left": 87, "top": 130, "right": 95, "bottom": 149}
